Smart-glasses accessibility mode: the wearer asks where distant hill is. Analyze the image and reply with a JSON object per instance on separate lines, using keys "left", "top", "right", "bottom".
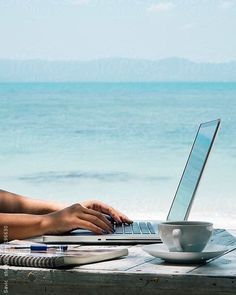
{"left": 0, "top": 58, "right": 236, "bottom": 82}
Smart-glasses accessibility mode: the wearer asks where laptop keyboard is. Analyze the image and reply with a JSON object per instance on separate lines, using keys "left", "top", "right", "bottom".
{"left": 114, "top": 222, "right": 156, "bottom": 235}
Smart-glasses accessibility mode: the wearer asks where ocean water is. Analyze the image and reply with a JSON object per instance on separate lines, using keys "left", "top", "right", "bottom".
{"left": 0, "top": 82, "right": 236, "bottom": 228}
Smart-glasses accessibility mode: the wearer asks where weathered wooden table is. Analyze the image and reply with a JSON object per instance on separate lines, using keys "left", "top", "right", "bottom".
{"left": 0, "top": 229, "right": 236, "bottom": 295}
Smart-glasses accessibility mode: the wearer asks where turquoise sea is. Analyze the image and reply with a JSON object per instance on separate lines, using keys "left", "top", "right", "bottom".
{"left": 0, "top": 82, "right": 235, "bottom": 227}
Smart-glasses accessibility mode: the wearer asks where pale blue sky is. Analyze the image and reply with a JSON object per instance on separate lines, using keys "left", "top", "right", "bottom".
{"left": 0, "top": 0, "right": 236, "bottom": 62}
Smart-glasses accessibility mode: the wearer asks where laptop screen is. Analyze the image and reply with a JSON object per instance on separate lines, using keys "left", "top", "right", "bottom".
{"left": 167, "top": 119, "right": 221, "bottom": 221}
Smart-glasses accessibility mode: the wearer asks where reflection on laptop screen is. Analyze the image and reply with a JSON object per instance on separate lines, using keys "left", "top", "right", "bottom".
{"left": 167, "top": 120, "right": 220, "bottom": 221}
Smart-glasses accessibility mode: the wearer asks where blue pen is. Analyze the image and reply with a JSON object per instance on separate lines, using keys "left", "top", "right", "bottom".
{"left": 30, "top": 245, "right": 68, "bottom": 252}
{"left": 4, "top": 244, "right": 68, "bottom": 251}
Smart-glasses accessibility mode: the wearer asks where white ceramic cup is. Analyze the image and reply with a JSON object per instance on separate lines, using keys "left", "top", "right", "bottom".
{"left": 158, "top": 221, "right": 213, "bottom": 252}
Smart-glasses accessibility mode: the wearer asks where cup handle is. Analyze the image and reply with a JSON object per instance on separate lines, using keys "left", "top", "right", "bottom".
{"left": 172, "top": 229, "right": 183, "bottom": 252}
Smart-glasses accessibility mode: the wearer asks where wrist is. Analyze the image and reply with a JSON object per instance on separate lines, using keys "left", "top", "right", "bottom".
{"left": 40, "top": 213, "right": 55, "bottom": 235}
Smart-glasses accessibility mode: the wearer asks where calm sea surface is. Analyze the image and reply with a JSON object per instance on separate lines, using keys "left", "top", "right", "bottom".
{"left": 0, "top": 82, "right": 235, "bottom": 227}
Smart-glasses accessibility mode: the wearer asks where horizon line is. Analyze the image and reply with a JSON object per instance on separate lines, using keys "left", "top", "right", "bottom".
{"left": 0, "top": 81, "right": 236, "bottom": 84}
{"left": 0, "top": 57, "right": 236, "bottom": 64}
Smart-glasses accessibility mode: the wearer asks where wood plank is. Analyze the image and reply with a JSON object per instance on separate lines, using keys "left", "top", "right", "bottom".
{"left": 1, "top": 267, "right": 236, "bottom": 295}
{"left": 75, "top": 245, "right": 156, "bottom": 271}
{"left": 227, "top": 229, "right": 236, "bottom": 237}
{"left": 209, "top": 229, "right": 236, "bottom": 246}
{"left": 190, "top": 248, "right": 236, "bottom": 277}
{"left": 187, "top": 229, "right": 236, "bottom": 276}
{"left": 125, "top": 257, "right": 197, "bottom": 275}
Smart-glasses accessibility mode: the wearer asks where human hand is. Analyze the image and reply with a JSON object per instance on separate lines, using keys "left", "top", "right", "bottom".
{"left": 81, "top": 200, "right": 133, "bottom": 224}
{"left": 43, "top": 203, "right": 116, "bottom": 235}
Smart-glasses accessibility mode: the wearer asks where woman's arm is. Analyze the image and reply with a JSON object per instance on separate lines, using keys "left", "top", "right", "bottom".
{"left": 0, "top": 190, "right": 132, "bottom": 242}
{"left": 0, "top": 189, "right": 65, "bottom": 214}
{"left": 0, "top": 203, "right": 124, "bottom": 242}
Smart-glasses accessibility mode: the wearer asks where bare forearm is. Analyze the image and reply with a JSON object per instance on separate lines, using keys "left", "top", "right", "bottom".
{"left": 19, "top": 197, "right": 65, "bottom": 214}
{"left": 0, "top": 213, "right": 52, "bottom": 242}
{"left": 0, "top": 189, "right": 66, "bottom": 214}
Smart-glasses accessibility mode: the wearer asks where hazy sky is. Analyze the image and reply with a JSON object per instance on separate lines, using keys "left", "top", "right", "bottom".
{"left": 0, "top": 0, "right": 236, "bottom": 62}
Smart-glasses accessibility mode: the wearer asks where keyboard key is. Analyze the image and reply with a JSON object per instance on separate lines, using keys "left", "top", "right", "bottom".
{"left": 124, "top": 224, "right": 132, "bottom": 234}
{"left": 114, "top": 224, "right": 123, "bottom": 234}
{"left": 139, "top": 222, "right": 150, "bottom": 234}
{"left": 147, "top": 222, "right": 156, "bottom": 234}
{"left": 132, "top": 222, "right": 141, "bottom": 234}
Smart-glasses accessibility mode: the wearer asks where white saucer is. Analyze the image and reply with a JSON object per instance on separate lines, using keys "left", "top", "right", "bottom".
{"left": 142, "top": 244, "right": 228, "bottom": 264}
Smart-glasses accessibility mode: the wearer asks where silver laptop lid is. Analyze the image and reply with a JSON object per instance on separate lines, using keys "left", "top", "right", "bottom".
{"left": 167, "top": 119, "right": 221, "bottom": 221}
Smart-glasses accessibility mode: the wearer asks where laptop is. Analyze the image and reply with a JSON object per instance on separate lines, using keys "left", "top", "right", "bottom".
{"left": 43, "top": 119, "right": 221, "bottom": 244}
